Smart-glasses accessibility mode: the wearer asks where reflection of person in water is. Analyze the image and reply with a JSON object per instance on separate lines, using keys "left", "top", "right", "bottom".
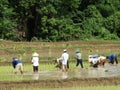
{"left": 106, "top": 54, "right": 118, "bottom": 64}
{"left": 61, "top": 72, "right": 68, "bottom": 79}
{"left": 33, "top": 73, "right": 39, "bottom": 80}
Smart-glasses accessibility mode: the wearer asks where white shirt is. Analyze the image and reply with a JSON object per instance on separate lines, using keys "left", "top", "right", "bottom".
{"left": 92, "top": 58, "right": 98, "bottom": 64}
{"left": 61, "top": 52, "right": 69, "bottom": 65}
{"left": 88, "top": 55, "right": 99, "bottom": 64}
{"left": 32, "top": 57, "right": 39, "bottom": 66}
{"left": 76, "top": 53, "right": 82, "bottom": 59}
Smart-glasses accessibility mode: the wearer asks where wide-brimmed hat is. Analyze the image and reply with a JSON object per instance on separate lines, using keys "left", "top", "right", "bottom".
{"left": 32, "top": 52, "right": 39, "bottom": 57}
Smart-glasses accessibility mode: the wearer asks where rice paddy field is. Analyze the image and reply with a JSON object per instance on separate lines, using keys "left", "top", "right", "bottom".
{"left": 0, "top": 40, "right": 120, "bottom": 90}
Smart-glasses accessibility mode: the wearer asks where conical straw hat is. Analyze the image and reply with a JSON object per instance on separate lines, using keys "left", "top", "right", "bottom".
{"left": 32, "top": 52, "right": 39, "bottom": 57}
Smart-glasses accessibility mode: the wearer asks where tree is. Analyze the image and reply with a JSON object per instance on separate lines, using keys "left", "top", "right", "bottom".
{"left": 0, "top": 0, "right": 16, "bottom": 40}
{"left": 0, "top": 0, "right": 120, "bottom": 41}
{"left": 80, "top": 5, "right": 104, "bottom": 39}
{"left": 104, "top": 12, "right": 120, "bottom": 38}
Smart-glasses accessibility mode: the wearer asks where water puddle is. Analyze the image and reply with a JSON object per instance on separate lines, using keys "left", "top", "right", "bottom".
{"left": 8, "top": 64, "right": 120, "bottom": 80}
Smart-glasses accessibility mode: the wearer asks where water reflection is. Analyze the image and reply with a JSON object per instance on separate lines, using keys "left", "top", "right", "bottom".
{"left": 21, "top": 64, "right": 120, "bottom": 80}
{"left": 61, "top": 72, "right": 68, "bottom": 79}
{"left": 32, "top": 73, "right": 39, "bottom": 80}
{"left": 87, "top": 68, "right": 106, "bottom": 78}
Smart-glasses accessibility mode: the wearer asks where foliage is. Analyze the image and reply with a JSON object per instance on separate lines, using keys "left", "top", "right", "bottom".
{"left": 31, "top": 37, "right": 39, "bottom": 42}
{"left": 0, "top": 0, "right": 120, "bottom": 41}
{"left": 0, "top": 0, "right": 16, "bottom": 40}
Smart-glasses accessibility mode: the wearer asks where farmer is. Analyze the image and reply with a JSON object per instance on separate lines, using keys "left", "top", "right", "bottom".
{"left": 75, "top": 50, "right": 83, "bottom": 68}
{"left": 61, "top": 49, "right": 69, "bottom": 72}
{"left": 55, "top": 57, "right": 62, "bottom": 69}
{"left": 98, "top": 56, "right": 106, "bottom": 66}
{"left": 12, "top": 57, "right": 23, "bottom": 74}
{"left": 106, "top": 54, "right": 118, "bottom": 64}
{"left": 31, "top": 52, "right": 39, "bottom": 73}
{"left": 88, "top": 54, "right": 99, "bottom": 68}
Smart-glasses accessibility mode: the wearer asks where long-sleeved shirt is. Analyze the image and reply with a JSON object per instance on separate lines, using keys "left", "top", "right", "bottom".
{"left": 76, "top": 53, "right": 82, "bottom": 59}
{"left": 12, "top": 59, "right": 22, "bottom": 68}
{"left": 61, "top": 52, "right": 69, "bottom": 65}
{"left": 107, "top": 54, "right": 117, "bottom": 61}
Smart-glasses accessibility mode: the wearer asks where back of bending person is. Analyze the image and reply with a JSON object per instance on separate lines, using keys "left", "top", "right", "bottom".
{"left": 12, "top": 57, "right": 23, "bottom": 74}
{"left": 106, "top": 54, "right": 118, "bottom": 64}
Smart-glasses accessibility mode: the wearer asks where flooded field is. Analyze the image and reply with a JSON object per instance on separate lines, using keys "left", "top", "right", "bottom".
{"left": 0, "top": 41, "right": 120, "bottom": 89}
{"left": 18, "top": 63, "right": 120, "bottom": 80}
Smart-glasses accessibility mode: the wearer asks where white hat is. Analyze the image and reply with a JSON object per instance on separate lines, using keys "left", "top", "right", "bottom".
{"left": 63, "top": 49, "right": 67, "bottom": 52}
{"left": 32, "top": 52, "right": 39, "bottom": 57}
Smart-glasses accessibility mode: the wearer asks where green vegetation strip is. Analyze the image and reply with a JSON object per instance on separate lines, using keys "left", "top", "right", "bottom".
{"left": 0, "top": 77, "right": 120, "bottom": 90}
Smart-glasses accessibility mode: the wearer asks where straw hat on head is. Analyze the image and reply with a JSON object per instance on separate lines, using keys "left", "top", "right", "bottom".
{"left": 32, "top": 52, "right": 39, "bottom": 57}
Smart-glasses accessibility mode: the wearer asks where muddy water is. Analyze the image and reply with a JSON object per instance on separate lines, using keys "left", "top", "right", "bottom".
{"left": 21, "top": 64, "right": 120, "bottom": 80}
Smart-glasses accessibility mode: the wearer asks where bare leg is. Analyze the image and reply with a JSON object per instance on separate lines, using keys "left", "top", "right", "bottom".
{"left": 114, "top": 56, "right": 118, "bottom": 64}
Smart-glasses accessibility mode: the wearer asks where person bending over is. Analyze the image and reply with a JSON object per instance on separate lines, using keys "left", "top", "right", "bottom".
{"left": 106, "top": 54, "right": 118, "bottom": 64}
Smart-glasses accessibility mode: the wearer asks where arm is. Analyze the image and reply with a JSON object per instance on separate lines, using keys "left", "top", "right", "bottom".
{"left": 12, "top": 60, "right": 16, "bottom": 68}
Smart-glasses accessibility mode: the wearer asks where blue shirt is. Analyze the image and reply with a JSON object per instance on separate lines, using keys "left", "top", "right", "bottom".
{"left": 91, "top": 54, "right": 99, "bottom": 58}
{"left": 107, "top": 54, "right": 117, "bottom": 61}
{"left": 12, "top": 59, "right": 22, "bottom": 68}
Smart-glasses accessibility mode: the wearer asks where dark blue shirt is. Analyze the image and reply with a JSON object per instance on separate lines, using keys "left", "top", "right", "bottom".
{"left": 12, "top": 59, "right": 22, "bottom": 68}
{"left": 107, "top": 54, "right": 117, "bottom": 61}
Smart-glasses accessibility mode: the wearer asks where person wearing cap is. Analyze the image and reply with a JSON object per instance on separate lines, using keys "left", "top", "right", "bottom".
{"left": 12, "top": 57, "right": 23, "bottom": 74}
{"left": 75, "top": 50, "right": 83, "bottom": 68}
{"left": 61, "top": 49, "right": 69, "bottom": 72}
{"left": 106, "top": 54, "right": 118, "bottom": 64}
{"left": 31, "top": 52, "right": 39, "bottom": 73}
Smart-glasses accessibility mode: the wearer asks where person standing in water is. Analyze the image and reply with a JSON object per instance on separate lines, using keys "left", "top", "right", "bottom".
{"left": 61, "top": 49, "right": 69, "bottom": 72}
{"left": 31, "top": 52, "right": 39, "bottom": 73}
{"left": 75, "top": 50, "right": 84, "bottom": 68}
